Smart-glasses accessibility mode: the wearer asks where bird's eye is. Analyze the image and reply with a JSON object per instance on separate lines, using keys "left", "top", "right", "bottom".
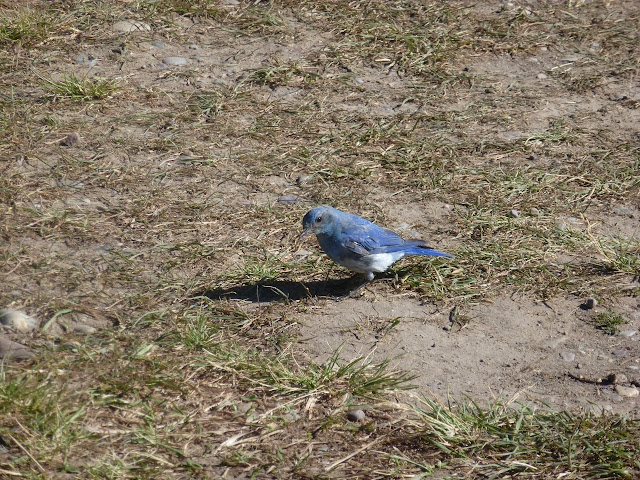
{"left": 315, "top": 216, "right": 322, "bottom": 223}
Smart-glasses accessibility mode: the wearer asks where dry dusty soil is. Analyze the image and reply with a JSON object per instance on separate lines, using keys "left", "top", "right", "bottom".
{"left": 1, "top": 0, "right": 640, "bottom": 477}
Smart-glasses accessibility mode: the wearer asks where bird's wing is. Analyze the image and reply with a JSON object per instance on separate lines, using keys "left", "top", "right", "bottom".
{"left": 341, "top": 225, "right": 406, "bottom": 255}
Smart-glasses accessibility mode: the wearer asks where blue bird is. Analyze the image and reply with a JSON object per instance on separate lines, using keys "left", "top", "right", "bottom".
{"left": 300, "top": 205, "right": 452, "bottom": 296}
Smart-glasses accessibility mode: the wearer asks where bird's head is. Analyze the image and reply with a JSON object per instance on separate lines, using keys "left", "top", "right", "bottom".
{"left": 300, "top": 205, "right": 337, "bottom": 238}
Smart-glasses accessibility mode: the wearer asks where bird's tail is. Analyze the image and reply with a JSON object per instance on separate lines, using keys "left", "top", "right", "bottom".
{"left": 407, "top": 247, "right": 453, "bottom": 257}
{"left": 386, "top": 244, "right": 453, "bottom": 257}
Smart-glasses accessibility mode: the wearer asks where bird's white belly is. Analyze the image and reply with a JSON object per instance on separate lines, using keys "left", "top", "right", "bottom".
{"left": 337, "top": 252, "right": 401, "bottom": 274}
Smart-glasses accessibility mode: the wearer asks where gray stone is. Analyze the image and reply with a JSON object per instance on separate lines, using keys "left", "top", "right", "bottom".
{"left": 277, "top": 194, "right": 299, "bottom": 204}
{"left": 0, "top": 336, "right": 33, "bottom": 360}
{"left": 282, "top": 411, "right": 300, "bottom": 422}
{"left": 612, "top": 349, "right": 627, "bottom": 356}
{"left": 236, "top": 402, "right": 254, "bottom": 414}
{"left": 57, "top": 178, "right": 84, "bottom": 188}
{"left": 61, "top": 132, "right": 80, "bottom": 146}
{"left": 346, "top": 409, "right": 365, "bottom": 422}
{"left": 113, "top": 20, "right": 151, "bottom": 33}
{"left": 615, "top": 385, "right": 639, "bottom": 398}
{"left": 0, "top": 309, "right": 39, "bottom": 332}
{"left": 584, "top": 297, "right": 597, "bottom": 310}
{"left": 508, "top": 209, "right": 519, "bottom": 218}
{"left": 543, "top": 336, "right": 567, "bottom": 348}
{"left": 163, "top": 56, "right": 187, "bottom": 66}
{"left": 73, "top": 324, "right": 97, "bottom": 335}
{"left": 559, "top": 351, "right": 575, "bottom": 362}
{"left": 151, "top": 40, "right": 165, "bottom": 47}
{"left": 296, "top": 174, "right": 312, "bottom": 185}
{"left": 74, "top": 54, "right": 96, "bottom": 66}
{"left": 619, "top": 330, "right": 637, "bottom": 337}
{"left": 530, "top": 207, "right": 541, "bottom": 216}
{"left": 613, "top": 206, "right": 633, "bottom": 216}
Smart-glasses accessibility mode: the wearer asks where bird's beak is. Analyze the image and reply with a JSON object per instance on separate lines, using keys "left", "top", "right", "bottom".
{"left": 299, "top": 227, "right": 312, "bottom": 239}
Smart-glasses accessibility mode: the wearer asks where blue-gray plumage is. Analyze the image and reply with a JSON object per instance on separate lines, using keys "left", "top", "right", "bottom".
{"left": 300, "top": 205, "right": 452, "bottom": 296}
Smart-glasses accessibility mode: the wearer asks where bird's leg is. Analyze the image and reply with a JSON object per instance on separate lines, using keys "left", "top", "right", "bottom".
{"left": 336, "top": 272, "right": 375, "bottom": 301}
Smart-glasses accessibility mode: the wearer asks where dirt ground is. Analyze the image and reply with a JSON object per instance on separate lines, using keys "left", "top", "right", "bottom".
{"left": 3, "top": 0, "right": 639, "bottom": 412}
{"left": 1, "top": 0, "right": 640, "bottom": 476}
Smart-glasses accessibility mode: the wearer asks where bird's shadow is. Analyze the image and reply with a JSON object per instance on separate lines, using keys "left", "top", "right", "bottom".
{"left": 201, "top": 276, "right": 365, "bottom": 303}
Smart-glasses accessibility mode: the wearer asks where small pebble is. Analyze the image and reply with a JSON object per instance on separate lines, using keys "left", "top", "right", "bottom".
{"left": 0, "top": 336, "right": 33, "bottom": 360}
{"left": 608, "top": 373, "right": 628, "bottom": 385}
{"left": 113, "top": 20, "right": 151, "bottom": 33}
{"left": 537, "top": 72, "right": 547, "bottom": 80}
{"left": 559, "top": 351, "right": 575, "bottom": 362}
{"left": 293, "top": 249, "right": 311, "bottom": 256}
{"left": 346, "top": 409, "right": 366, "bottom": 422}
{"left": 163, "top": 56, "right": 187, "bottom": 65}
{"left": 282, "top": 411, "right": 300, "bottom": 422}
{"left": 612, "top": 349, "right": 626, "bottom": 356}
{"left": 236, "top": 402, "right": 254, "bottom": 414}
{"left": 61, "top": 132, "right": 80, "bottom": 146}
{"left": 610, "top": 94, "right": 628, "bottom": 102}
{"left": 584, "top": 297, "right": 597, "bottom": 310}
{"left": 277, "top": 194, "right": 299, "bottom": 204}
{"left": 73, "top": 324, "right": 97, "bottom": 334}
{"left": 530, "top": 207, "right": 541, "bottom": 216}
{"left": 612, "top": 206, "right": 632, "bottom": 216}
{"left": 57, "top": 178, "right": 85, "bottom": 188}
{"left": 0, "top": 309, "right": 39, "bottom": 332}
{"left": 508, "top": 209, "right": 519, "bottom": 218}
{"left": 615, "top": 385, "right": 639, "bottom": 398}
{"left": 619, "top": 330, "right": 637, "bottom": 337}
{"left": 543, "top": 337, "right": 567, "bottom": 348}
{"left": 151, "top": 40, "right": 165, "bottom": 47}
{"left": 74, "top": 54, "right": 96, "bottom": 66}
{"left": 296, "top": 174, "right": 312, "bottom": 185}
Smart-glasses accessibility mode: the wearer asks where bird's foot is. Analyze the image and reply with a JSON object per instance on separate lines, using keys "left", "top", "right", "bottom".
{"left": 334, "top": 279, "right": 371, "bottom": 301}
